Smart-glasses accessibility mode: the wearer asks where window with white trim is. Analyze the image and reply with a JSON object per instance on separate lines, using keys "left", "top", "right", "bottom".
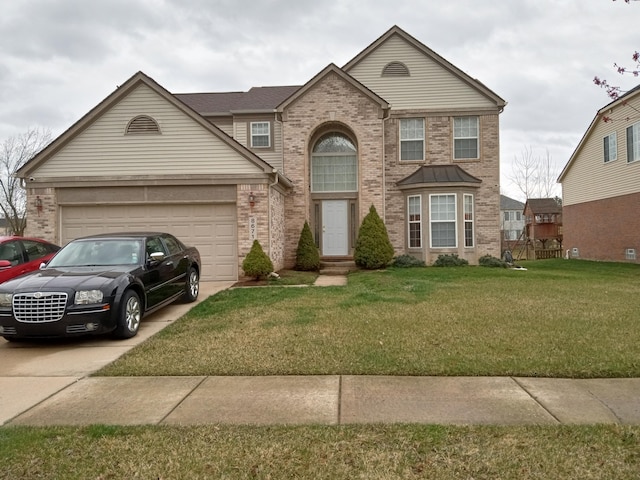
{"left": 311, "top": 133, "right": 357, "bottom": 192}
{"left": 464, "top": 194, "right": 474, "bottom": 247}
{"left": 604, "top": 132, "right": 617, "bottom": 163}
{"left": 626, "top": 122, "right": 640, "bottom": 163}
{"left": 250, "top": 122, "right": 270, "bottom": 148}
{"left": 400, "top": 118, "right": 424, "bottom": 161}
{"left": 454, "top": 116, "right": 479, "bottom": 159}
{"left": 430, "top": 194, "right": 457, "bottom": 248}
{"left": 408, "top": 195, "right": 422, "bottom": 248}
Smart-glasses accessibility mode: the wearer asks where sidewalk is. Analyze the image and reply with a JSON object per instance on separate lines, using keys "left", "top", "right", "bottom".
{"left": 6, "top": 375, "right": 640, "bottom": 426}
{"left": 2, "top": 276, "right": 640, "bottom": 427}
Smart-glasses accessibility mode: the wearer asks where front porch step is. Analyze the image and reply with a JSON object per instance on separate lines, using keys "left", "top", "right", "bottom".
{"left": 319, "top": 258, "right": 357, "bottom": 276}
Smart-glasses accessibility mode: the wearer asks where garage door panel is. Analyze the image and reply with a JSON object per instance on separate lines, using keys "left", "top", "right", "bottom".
{"left": 61, "top": 204, "right": 237, "bottom": 281}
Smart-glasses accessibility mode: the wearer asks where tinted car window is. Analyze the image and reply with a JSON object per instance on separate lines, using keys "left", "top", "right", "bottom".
{"left": 21, "top": 240, "right": 54, "bottom": 261}
{"left": 0, "top": 241, "right": 22, "bottom": 266}
{"left": 162, "top": 235, "right": 183, "bottom": 256}
{"left": 146, "top": 237, "right": 166, "bottom": 258}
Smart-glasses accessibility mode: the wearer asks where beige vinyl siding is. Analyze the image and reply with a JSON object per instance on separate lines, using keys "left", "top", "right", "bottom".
{"left": 34, "top": 84, "right": 264, "bottom": 178}
{"left": 347, "top": 35, "right": 496, "bottom": 110}
{"left": 208, "top": 117, "right": 233, "bottom": 136}
{"left": 563, "top": 95, "right": 640, "bottom": 206}
{"left": 231, "top": 119, "right": 283, "bottom": 171}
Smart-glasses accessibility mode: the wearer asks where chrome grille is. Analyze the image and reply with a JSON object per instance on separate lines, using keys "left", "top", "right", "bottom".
{"left": 13, "top": 292, "right": 68, "bottom": 323}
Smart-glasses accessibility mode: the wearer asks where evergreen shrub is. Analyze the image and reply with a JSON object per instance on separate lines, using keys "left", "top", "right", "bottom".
{"left": 354, "top": 205, "right": 394, "bottom": 270}
{"left": 242, "top": 240, "right": 274, "bottom": 279}
{"left": 295, "top": 221, "right": 320, "bottom": 271}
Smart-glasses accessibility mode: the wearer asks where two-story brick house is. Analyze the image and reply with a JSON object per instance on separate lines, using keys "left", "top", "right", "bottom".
{"left": 17, "top": 26, "right": 506, "bottom": 280}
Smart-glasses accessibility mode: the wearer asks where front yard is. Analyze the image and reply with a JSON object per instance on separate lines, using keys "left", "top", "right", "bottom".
{"left": 2, "top": 259, "right": 640, "bottom": 479}
{"left": 99, "top": 259, "right": 640, "bottom": 378}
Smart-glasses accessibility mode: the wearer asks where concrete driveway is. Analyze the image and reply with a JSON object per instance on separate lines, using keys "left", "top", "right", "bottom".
{"left": 0, "top": 281, "right": 234, "bottom": 425}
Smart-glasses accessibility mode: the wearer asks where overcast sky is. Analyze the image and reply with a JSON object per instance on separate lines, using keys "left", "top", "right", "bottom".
{"left": 1, "top": 0, "right": 638, "bottom": 201}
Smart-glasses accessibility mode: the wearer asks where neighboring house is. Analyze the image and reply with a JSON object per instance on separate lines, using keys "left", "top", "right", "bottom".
{"left": 523, "top": 198, "right": 563, "bottom": 256}
{"left": 500, "top": 194, "right": 525, "bottom": 244}
{"left": 17, "top": 26, "right": 506, "bottom": 280}
{"left": 558, "top": 85, "right": 640, "bottom": 263}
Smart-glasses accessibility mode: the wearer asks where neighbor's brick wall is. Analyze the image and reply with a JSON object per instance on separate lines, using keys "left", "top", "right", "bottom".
{"left": 281, "top": 71, "right": 385, "bottom": 267}
{"left": 563, "top": 192, "right": 640, "bottom": 262}
{"left": 24, "top": 188, "right": 58, "bottom": 243}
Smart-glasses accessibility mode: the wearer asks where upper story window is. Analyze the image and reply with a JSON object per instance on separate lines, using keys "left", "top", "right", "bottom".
{"left": 400, "top": 118, "right": 424, "bottom": 161}
{"left": 311, "top": 133, "right": 357, "bottom": 192}
{"left": 126, "top": 115, "right": 160, "bottom": 135}
{"left": 382, "top": 61, "right": 410, "bottom": 77}
{"left": 626, "top": 122, "right": 640, "bottom": 163}
{"left": 504, "top": 211, "right": 522, "bottom": 222}
{"left": 604, "top": 132, "right": 617, "bottom": 163}
{"left": 250, "top": 122, "right": 270, "bottom": 148}
{"left": 453, "top": 116, "right": 479, "bottom": 159}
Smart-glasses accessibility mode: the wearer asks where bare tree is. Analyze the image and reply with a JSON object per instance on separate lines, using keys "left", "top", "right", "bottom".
{"left": 0, "top": 128, "right": 52, "bottom": 235}
{"left": 509, "top": 146, "right": 559, "bottom": 200}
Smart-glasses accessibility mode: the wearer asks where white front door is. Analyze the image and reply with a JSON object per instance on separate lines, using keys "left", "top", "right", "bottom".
{"left": 322, "top": 200, "right": 349, "bottom": 256}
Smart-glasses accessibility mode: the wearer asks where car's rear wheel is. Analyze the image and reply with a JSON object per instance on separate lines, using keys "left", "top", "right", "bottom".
{"left": 183, "top": 267, "right": 199, "bottom": 303}
{"left": 113, "top": 290, "right": 141, "bottom": 339}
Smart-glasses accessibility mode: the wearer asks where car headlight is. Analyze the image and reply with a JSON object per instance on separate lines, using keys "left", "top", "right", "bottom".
{"left": 0, "top": 293, "right": 12, "bottom": 307}
{"left": 74, "top": 290, "right": 103, "bottom": 305}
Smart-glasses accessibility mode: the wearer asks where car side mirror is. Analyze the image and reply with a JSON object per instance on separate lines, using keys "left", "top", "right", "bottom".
{"left": 39, "top": 262, "right": 48, "bottom": 270}
{"left": 149, "top": 252, "right": 166, "bottom": 263}
{"left": 0, "top": 260, "right": 11, "bottom": 270}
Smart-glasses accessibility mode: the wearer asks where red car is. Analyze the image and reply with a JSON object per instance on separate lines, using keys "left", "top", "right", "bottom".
{"left": 0, "top": 236, "right": 60, "bottom": 284}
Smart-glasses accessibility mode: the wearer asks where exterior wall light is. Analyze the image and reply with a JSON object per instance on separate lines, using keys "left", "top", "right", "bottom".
{"left": 36, "top": 196, "right": 43, "bottom": 213}
{"left": 249, "top": 192, "right": 255, "bottom": 207}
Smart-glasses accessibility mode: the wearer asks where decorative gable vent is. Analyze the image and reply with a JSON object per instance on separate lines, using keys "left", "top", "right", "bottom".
{"left": 382, "top": 61, "right": 410, "bottom": 77}
{"left": 126, "top": 115, "right": 161, "bottom": 134}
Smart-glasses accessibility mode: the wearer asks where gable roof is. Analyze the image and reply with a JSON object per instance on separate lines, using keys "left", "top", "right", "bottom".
{"left": 500, "top": 195, "right": 524, "bottom": 211}
{"left": 524, "top": 198, "right": 562, "bottom": 214}
{"left": 17, "top": 71, "right": 292, "bottom": 187}
{"left": 397, "top": 165, "right": 481, "bottom": 188}
{"left": 558, "top": 83, "right": 640, "bottom": 182}
{"left": 276, "top": 63, "right": 390, "bottom": 113}
{"left": 343, "top": 25, "right": 506, "bottom": 109}
{"left": 176, "top": 85, "right": 301, "bottom": 115}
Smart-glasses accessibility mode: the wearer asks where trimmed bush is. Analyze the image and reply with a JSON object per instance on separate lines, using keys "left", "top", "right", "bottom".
{"left": 433, "top": 254, "right": 469, "bottom": 267}
{"left": 242, "top": 240, "right": 274, "bottom": 280}
{"left": 354, "top": 205, "right": 394, "bottom": 270}
{"left": 392, "top": 254, "right": 426, "bottom": 268}
{"left": 295, "top": 221, "right": 320, "bottom": 271}
{"left": 479, "top": 254, "right": 508, "bottom": 268}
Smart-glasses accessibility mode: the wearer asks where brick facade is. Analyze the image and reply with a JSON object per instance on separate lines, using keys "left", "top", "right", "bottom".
{"left": 563, "top": 192, "right": 640, "bottom": 263}
{"left": 281, "top": 71, "right": 385, "bottom": 267}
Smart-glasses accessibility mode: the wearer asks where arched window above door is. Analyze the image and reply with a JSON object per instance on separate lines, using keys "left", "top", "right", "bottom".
{"left": 311, "top": 133, "right": 357, "bottom": 192}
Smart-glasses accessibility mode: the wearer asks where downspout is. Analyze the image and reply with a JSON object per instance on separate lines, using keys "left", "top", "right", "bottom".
{"left": 268, "top": 168, "right": 279, "bottom": 261}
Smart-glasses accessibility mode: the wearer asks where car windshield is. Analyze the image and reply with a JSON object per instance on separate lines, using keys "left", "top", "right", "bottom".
{"left": 47, "top": 239, "right": 144, "bottom": 268}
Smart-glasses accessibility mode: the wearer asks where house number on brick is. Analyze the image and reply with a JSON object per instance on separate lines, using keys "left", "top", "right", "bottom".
{"left": 249, "top": 216, "right": 257, "bottom": 242}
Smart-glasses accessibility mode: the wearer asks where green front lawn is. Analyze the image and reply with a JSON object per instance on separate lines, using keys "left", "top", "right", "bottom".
{"left": 3, "top": 259, "right": 639, "bottom": 479}
{"left": 99, "top": 259, "right": 640, "bottom": 378}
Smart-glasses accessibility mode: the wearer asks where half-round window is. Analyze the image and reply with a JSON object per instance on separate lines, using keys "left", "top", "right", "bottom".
{"left": 126, "top": 115, "right": 161, "bottom": 134}
{"left": 311, "top": 133, "right": 357, "bottom": 192}
{"left": 382, "top": 61, "right": 410, "bottom": 77}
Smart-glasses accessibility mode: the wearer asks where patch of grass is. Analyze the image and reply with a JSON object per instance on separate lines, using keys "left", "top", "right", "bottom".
{"left": 98, "top": 259, "right": 640, "bottom": 378}
{"left": 1, "top": 424, "right": 639, "bottom": 479}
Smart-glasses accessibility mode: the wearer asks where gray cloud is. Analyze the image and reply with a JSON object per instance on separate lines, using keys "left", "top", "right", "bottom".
{"left": 1, "top": 0, "right": 638, "bottom": 200}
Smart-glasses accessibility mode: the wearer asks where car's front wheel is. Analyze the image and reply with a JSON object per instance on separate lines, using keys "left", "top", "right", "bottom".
{"left": 113, "top": 290, "right": 142, "bottom": 339}
{"left": 183, "top": 267, "right": 199, "bottom": 303}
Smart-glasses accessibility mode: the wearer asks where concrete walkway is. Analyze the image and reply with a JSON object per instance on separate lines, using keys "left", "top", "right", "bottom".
{"left": 2, "top": 275, "right": 640, "bottom": 427}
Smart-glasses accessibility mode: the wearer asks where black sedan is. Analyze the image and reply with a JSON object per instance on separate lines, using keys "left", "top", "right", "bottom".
{"left": 0, "top": 232, "right": 201, "bottom": 341}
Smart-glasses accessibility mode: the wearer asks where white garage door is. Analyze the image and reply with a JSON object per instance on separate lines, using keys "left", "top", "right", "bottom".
{"left": 61, "top": 204, "right": 237, "bottom": 281}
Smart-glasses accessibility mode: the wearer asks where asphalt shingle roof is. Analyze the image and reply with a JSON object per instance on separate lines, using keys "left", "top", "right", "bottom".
{"left": 175, "top": 86, "right": 301, "bottom": 114}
